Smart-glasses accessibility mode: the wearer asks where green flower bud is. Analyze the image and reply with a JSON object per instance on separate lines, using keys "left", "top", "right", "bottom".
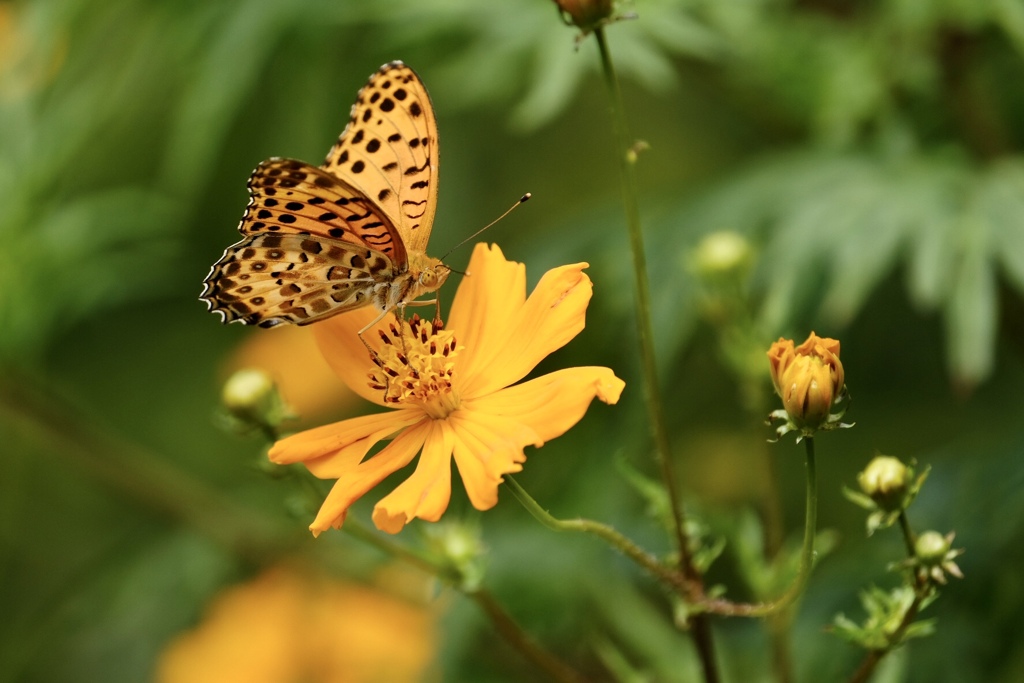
{"left": 221, "top": 368, "right": 288, "bottom": 432}
{"left": 857, "top": 456, "right": 909, "bottom": 511}
{"left": 691, "top": 231, "right": 753, "bottom": 281}
{"left": 915, "top": 530, "right": 951, "bottom": 566}
{"left": 426, "top": 522, "right": 486, "bottom": 591}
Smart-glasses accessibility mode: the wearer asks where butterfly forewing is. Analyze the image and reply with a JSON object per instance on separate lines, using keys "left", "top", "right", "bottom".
{"left": 322, "top": 61, "right": 439, "bottom": 253}
{"left": 246, "top": 158, "right": 407, "bottom": 262}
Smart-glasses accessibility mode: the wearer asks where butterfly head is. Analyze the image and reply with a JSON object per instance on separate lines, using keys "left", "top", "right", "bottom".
{"left": 419, "top": 262, "right": 451, "bottom": 291}
{"left": 408, "top": 252, "right": 451, "bottom": 299}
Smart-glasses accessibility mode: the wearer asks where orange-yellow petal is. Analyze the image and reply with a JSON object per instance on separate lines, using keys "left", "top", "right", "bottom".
{"left": 309, "top": 308, "right": 396, "bottom": 407}
{"left": 447, "top": 243, "right": 527, "bottom": 376}
{"left": 268, "top": 410, "right": 423, "bottom": 478}
{"left": 457, "top": 261, "right": 593, "bottom": 397}
{"left": 766, "top": 337, "right": 794, "bottom": 397}
{"left": 465, "top": 366, "right": 624, "bottom": 444}
{"left": 372, "top": 420, "right": 455, "bottom": 534}
{"left": 308, "top": 421, "right": 430, "bottom": 536}
{"left": 447, "top": 410, "right": 539, "bottom": 510}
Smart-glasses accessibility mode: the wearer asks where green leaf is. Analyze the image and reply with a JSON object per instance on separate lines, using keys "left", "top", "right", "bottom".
{"left": 980, "top": 160, "right": 1024, "bottom": 292}
{"left": 944, "top": 210, "right": 996, "bottom": 384}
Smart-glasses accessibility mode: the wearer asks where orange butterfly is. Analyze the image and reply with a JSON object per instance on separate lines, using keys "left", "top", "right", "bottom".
{"left": 201, "top": 61, "right": 449, "bottom": 336}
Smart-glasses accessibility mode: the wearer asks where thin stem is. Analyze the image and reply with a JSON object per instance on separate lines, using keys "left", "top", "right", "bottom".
{"left": 507, "top": 475, "right": 724, "bottom": 682}
{"left": 505, "top": 476, "right": 688, "bottom": 592}
{"left": 845, "top": 510, "right": 929, "bottom": 683}
{"left": 343, "top": 521, "right": 455, "bottom": 580}
{"left": 696, "top": 437, "right": 819, "bottom": 618}
{"left": 469, "top": 589, "right": 589, "bottom": 683}
{"left": 508, "top": 453, "right": 823, "bottom": 620}
{"left": 593, "top": 26, "right": 720, "bottom": 683}
{"left": 592, "top": 26, "right": 691, "bottom": 570}
{"left": 791, "top": 437, "right": 820, "bottom": 603}
{"left": 343, "top": 518, "right": 587, "bottom": 683}
{"left": 898, "top": 511, "right": 917, "bottom": 558}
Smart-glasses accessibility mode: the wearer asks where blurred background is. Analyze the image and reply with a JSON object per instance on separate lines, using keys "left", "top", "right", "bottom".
{"left": 2, "top": 0, "right": 1024, "bottom": 681}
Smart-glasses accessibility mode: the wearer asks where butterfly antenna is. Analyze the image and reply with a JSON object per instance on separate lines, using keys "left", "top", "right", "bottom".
{"left": 440, "top": 193, "right": 531, "bottom": 261}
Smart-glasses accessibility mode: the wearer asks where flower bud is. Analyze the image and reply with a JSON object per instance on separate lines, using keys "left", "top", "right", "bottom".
{"left": 425, "top": 522, "right": 486, "bottom": 591}
{"left": 857, "top": 456, "right": 909, "bottom": 511}
{"left": 221, "top": 368, "right": 287, "bottom": 430}
{"left": 691, "top": 231, "right": 753, "bottom": 281}
{"left": 767, "top": 332, "right": 845, "bottom": 432}
{"left": 915, "top": 530, "right": 952, "bottom": 566}
{"left": 912, "top": 530, "right": 964, "bottom": 583}
{"left": 552, "top": 0, "right": 614, "bottom": 32}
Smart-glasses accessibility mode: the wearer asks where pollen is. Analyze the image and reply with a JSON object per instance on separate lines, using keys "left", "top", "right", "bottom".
{"left": 368, "top": 315, "right": 460, "bottom": 416}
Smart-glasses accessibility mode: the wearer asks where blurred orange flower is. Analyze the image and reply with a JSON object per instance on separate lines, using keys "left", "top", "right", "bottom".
{"left": 156, "top": 565, "right": 436, "bottom": 683}
{"left": 270, "top": 243, "right": 624, "bottom": 535}
{"left": 767, "top": 331, "right": 845, "bottom": 434}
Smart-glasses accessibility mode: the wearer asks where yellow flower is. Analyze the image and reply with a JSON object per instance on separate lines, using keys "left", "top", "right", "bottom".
{"left": 156, "top": 565, "right": 436, "bottom": 683}
{"left": 270, "top": 243, "right": 625, "bottom": 536}
{"left": 767, "top": 331, "right": 845, "bottom": 435}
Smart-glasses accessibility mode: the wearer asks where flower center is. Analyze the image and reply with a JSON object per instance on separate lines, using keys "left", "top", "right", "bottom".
{"left": 368, "top": 315, "right": 460, "bottom": 418}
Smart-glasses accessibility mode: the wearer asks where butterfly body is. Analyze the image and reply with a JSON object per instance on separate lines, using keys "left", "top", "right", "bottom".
{"left": 202, "top": 61, "right": 446, "bottom": 330}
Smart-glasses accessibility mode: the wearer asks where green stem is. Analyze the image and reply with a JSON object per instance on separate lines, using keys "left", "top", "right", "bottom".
{"left": 790, "top": 437, "right": 819, "bottom": 604}
{"left": 697, "top": 437, "right": 819, "bottom": 618}
{"left": 845, "top": 510, "right": 930, "bottom": 683}
{"left": 344, "top": 518, "right": 587, "bottom": 683}
{"left": 593, "top": 27, "right": 723, "bottom": 678}
{"left": 898, "top": 510, "right": 917, "bottom": 558}
{"left": 593, "top": 25, "right": 691, "bottom": 570}
{"left": 343, "top": 521, "right": 455, "bottom": 580}
{"left": 505, "top": 476, "right": 688, "bottom": 592}
{"left": 469, "top": 589, "right": 589, "bottom": 683}
{"left": 507, "top": 473, "right": 719, "bottom": 681}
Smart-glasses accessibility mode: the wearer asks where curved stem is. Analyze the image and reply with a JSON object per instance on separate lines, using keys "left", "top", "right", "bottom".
{"left": 788, "top": 437, "right": 820, "bottom": 606}
{"left": 845, "top": 510, "right": 929, "bottom": 683}
{"left": 469, "top": 589, "right": 589, "bottom": 683}
{"left": 505, "top": 476, "right": 688, "bottom": 592}
{"left": 343, "top": 519, "right": 588, "bottom": 683}
{"left": 697, "top": 437, "right": 819, "bottom": 618}
{"left": 592, "top": 26, "right": 691, "bottom": 569}
{"left": 592, "top": 25, "right": 721, "bottom": 683}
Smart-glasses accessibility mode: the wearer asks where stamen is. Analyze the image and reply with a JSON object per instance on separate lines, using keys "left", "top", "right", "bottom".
{"left": 365, "top": 315, "right": 462, "bottom": 416}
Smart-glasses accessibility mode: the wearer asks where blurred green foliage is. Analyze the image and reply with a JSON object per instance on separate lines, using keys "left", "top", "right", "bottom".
{"left": 2, "top": 0, "right": 1024, "bottom": 681}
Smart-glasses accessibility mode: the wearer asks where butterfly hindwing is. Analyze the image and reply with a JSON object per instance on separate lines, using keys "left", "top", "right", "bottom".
{"left": 322, "top": 60, "right": 439, "bottom": 254}
{"left": 202, "top": 233, "right": 397, "bottom": 327}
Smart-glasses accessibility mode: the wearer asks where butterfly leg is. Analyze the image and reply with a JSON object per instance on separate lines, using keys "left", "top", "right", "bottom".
{"left": 403, "top": 298, "right": 441, "bottom": 325}
{"left": 357, "top": 306, "right": 393, "bottom": 357}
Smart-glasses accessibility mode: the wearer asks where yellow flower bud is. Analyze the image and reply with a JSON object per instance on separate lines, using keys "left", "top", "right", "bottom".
{"left": 767, "top": 332, "right": 844, "bottom": 432}
{"left": 857, "top": 456, "right": 908, "bottom": 511}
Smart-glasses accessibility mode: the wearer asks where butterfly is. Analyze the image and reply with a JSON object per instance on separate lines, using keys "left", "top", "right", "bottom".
{"left": 201, "top": 61, "right": 450, "bottom": 337}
